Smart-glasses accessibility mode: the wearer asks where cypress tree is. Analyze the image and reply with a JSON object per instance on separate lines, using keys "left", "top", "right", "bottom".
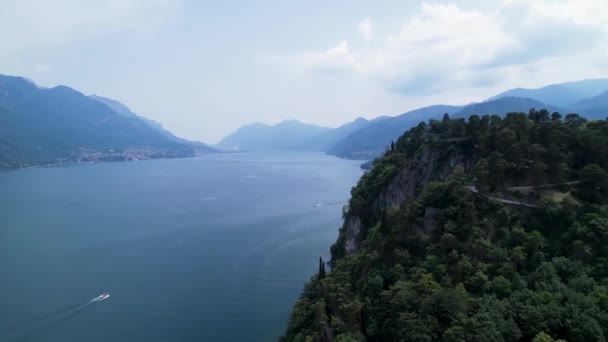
{"left": 319, "top": 256, "right": 326, "bottom": 279}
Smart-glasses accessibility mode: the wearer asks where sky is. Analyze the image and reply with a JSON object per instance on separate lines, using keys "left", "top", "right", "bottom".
{"left": 1, "top": 0, "right": 607, "bottom": 143}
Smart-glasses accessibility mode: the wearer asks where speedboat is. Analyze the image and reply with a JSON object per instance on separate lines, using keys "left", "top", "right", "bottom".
{"left": 95, "top": 293, "right": 110, "bottom": 301}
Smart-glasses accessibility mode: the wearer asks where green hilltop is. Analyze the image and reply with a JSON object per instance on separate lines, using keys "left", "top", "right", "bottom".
{"left": 282, "top": 110, "right": 608, "bottom": 342}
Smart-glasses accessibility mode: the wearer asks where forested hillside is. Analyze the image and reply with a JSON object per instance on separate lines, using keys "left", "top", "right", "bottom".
{"left": 283, "top": 109, "right": 608, "bottom": 341}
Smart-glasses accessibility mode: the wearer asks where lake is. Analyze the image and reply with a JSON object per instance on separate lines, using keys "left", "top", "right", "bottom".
{"left": 0, "top": 152, "right": 363, "bottom": 341}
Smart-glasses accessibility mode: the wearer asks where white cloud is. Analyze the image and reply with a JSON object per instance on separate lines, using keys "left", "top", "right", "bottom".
{"left": 358, "top": 18, "right": 373, "bottom": 42}
{"left": 266, "top": 1, "right": 608, "bottom": 97}
{"left": 0, "top": 0, "right": 182, "bottom": 54}
{"left": 262, "top": 40, "right": 360, "bottom": 75}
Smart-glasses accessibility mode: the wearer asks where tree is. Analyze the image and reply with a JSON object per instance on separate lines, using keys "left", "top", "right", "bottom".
{"left": 551, "top": 112, "right": 562, "bottom": 122}
{"left": 474, "top": 159, "right": 490, "bottom": 190}
{"left": 319, "top": 256, "right": 326, "bottom": 279}
{"left": 538, "top": 109, "right": 550, "bottom": 123}
{"left": 453, "top": 165, "right": 467, "bottom": 185}
{"left": 466, "top": 115, "right": 482, "bottom": 143}
{"left": 545, "top": 143, "right": 566, "bottom": 183}
{"left": 528, "top": 108, "right": 537, "bottom": 121}
{"left": 497, "top": 127, "right": 524, "bottom": 169}
{"left": 581, "top": 164, "right": 607, "bottom": 188}
{"left": 488, "top": 151, "right": 508, "bottom": 189}
{"left": 531, "top": 161, "right": 548, "bottom": 184}
{"left": 565, "top": 113, "right": 587, "bottom": 129}
{"left": 579, "top": 164, "right": 607, "bottom": 202}
{"left": 443, "top": 113, "right": 451, "bottom": 123}
{"left": 451, "top": 118, "right": 466, "bottom": 138}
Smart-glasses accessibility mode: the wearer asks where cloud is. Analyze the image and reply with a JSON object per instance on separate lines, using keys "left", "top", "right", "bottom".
{"left": 261, "top": 40, "right": 359, "bottom": 75}
{"left": 358, "top": 18, "right": 373, "bottom": 42}
{"left": 265, "top": 1, "right": 608, "bottom": 97}
{"left": 0, "top": 0, "right": 182, "bottom": 54}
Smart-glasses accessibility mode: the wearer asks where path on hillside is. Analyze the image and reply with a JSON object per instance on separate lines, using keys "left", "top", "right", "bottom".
{"left": 465, "top": 186, "right": 539, "bottom": 208}
{"left": 505, "top": 181, "right": 579, "bottom": 192}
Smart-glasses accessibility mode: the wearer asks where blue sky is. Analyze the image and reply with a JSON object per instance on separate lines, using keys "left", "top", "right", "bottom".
{"left": 1, "top": 0, "right": 607, "bottom": 143}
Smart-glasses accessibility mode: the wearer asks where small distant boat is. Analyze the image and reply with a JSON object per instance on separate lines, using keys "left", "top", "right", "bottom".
{"left": 95, "top": 293, "right": 110, "bottom": 302}
{"left": 313, "top": 203, "right": 323, "bottom": 208}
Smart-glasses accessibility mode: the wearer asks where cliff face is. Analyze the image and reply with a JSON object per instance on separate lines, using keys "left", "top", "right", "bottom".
{"left": 343, "top": 215, "right": 362, "bottom": 255}
{"left": 373, "top": 146, "right": 471, "bottom": 211}
{"left": 340, "top": 144, "right": 471, "bottom": 256}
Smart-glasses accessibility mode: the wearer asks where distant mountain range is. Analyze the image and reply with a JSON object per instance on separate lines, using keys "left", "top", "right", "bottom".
{"left": 327, "top": 105, "right": 462, "bottom": 159}
{"left": 453, "top": 97, "right": 564, "bottom": 119}
{"left": 219, "top": 78, "right": 608, "bottom": 160}
{"left": 3, "top": 73, "right": 607, "bottom": 169}
{"left": 215, "top": 120, "right": 330, "bottom": 151}
{"left": 569, "top": 90, "right": 608, "bottom": 120}
{"left": 90, "top": 95, "right": 214, "bottom": 152}
{"left": 0, "top": 74, "right": 214, "bottom": 169}
{"left": 291, "top": 116, "right": 388, "bottom": 152}
{"left": 487, "top": 79, "right": 608, "bottom": 107}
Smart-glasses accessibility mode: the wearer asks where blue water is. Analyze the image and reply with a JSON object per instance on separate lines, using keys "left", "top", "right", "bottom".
{"left": 0, "top": 152, "right": 362, "bottom": 341}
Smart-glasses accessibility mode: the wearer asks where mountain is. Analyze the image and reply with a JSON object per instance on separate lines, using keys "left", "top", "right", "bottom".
{"left": 0, "top": 75, "right": 207, "bottom": 169}
{"left": 90, "top": 95, "right": 170, "bottom": 134}
{"left": 453, "top": 96, "right": 563, "bottom": 118}
{"left": 488, "top": 79, "right": 608, "bottom": 107}
{"left": 90, "top": 95, "right": 215, "bottom": 153}
{"left": 560, "top": 78, "right": 608, "bottom": 99}
{"left": 215, "top": 120, "right": 330, "bottom": 151}
{"left": 283, "top": 112, "right": 608, "bottom": 341}
{"left": 293, "top": 117, "right": 387, "bottom": 152}
{"left": 569, "top": 90, "right": 608, "bottom": 120}
{"left": 326, "top": 105, "right": 462, "bottom": 159}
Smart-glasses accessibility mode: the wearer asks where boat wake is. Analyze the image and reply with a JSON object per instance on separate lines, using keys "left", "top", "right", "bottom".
{"left": 313, "top": 201, "right": 345, "bottom": 208}
{"left": 2, "top": 293, "right": 110, "bottom": 341}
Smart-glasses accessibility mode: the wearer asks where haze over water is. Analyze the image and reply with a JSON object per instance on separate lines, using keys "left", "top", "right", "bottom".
{"left": 0, "top": 152, "right": 363, "bottom": 341}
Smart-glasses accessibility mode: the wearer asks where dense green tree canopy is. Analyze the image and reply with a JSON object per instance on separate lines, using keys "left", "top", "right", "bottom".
{"left": 283, "top": 111, "right": 608, "bottom": 342}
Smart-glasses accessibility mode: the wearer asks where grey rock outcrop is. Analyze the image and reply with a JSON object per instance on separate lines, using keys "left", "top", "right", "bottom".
{"left": 340, "top": 145, "right": 471, "bottom": 255}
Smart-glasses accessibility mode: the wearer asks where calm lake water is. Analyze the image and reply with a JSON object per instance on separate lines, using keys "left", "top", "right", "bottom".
{"left": 0, "top": 152, "right": 363, "bottom": 341}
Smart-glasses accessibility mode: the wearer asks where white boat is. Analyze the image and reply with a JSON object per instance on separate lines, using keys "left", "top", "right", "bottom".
{"left": 95, "top": 293, "right": 110, "bottom": 301}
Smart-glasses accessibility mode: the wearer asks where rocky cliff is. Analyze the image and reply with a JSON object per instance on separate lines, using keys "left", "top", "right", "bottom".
{"left": 337, "top": 143, "right": 472, "bottom": 258}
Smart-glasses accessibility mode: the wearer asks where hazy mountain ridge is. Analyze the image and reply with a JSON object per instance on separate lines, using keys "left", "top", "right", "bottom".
{"left": 213, "top": 79, "right": 608, "bottom": 162}
{"left": 91, "top": 95, "right": 168, "bottom": 132}
{"left": 315, "top": 80, "right": 608, "bottom": 159}
{"left": 292, "top": 117, "right": 390, "bottom": 152}
{"left": 569, "top": 90, "right": 608, "bottom": 120}
{"left": 90, "top": 95, "right": 216, "bottom": 153}
{"left": 0, "top": 74, "right": 213, "bottom": 169}
{"left": 488, "top": 79, "right": 608, "bottom": 107}
{"left": 453, "top": 96, "right": 565, "bottom": 119}
{"left": 327, "top": 105, "right": 463, "bottom": 159}
{"left": 215, "top": 120, "right": 330, "bottom": 151}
